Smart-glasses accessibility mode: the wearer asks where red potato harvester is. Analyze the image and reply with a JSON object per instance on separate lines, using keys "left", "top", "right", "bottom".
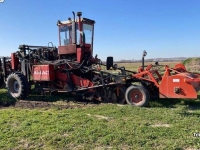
{"left": 0, "top": 12, "right": 200, "bottom": 107}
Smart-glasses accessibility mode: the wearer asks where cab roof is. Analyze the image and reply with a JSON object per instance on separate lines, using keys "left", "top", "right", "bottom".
{"left": 57, "top": 18, "right": 95, "bottom": 26}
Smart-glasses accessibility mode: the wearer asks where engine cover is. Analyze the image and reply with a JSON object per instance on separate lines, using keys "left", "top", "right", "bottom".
{"left": 32, "top": 65, "right": 55, "bottom": 81}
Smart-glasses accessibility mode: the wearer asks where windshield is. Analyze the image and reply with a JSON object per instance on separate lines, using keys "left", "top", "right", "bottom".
{"left": 59, "top": 25, "right": 71, "bottom": 46}
{"left": 59, "top": 23, "right": 93, "bottom": 46}
{"left": 83, "top": 24, "right": 93, "bottom": 44}
{"left": 59, "top": 24, "right": 80, "bottom": 46}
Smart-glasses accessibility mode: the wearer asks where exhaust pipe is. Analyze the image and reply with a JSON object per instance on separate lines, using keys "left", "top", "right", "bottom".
{"left": 72, "top": 11, "right": 77, "bottom": 44}
{"left": 77, "top": 12, "right": 82, "bottom": 44}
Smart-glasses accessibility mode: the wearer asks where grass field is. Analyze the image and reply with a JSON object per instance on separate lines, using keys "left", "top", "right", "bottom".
{"left": 1, "top": 61, "right": 200, "bottom": 149}
{"left": 116, "top": 61, "right": 180, "bottom": 71}
{"left": 103, "top": 61, "right": 181, "bottom": 75}
{"left": 1, "top": 91, "right": 200, "bottom": 149}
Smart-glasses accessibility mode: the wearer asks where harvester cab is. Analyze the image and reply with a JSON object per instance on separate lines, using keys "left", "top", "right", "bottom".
{"left": 57, "top": 12, "right": 95, "bottom": 63}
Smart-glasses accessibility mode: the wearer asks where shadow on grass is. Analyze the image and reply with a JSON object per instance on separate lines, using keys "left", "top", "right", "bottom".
{"left": 149, "top": 95, "right": 200, "bottom": 109}
{"left": 0, "top": 89, "right": 16, "bottom": 107}
{"left": 177, "top": 96, "right": 200, "bottom": 117}
{"left": 0, "top": 89, "right": 95, "bottom": 108}
{"left": 27, "top": 92, "right": 95, "bottom": 104}
{"left": 27, "top": 92, "right": 73, "bottom": 102}
{"left": 1, "top": 88, "right": 200, "bottom": 109}
{"left": 0, "top": 89, "right": 71, "bottom": 107}
{"left": 179, "top": 110, "right": 200, "bottom": 117}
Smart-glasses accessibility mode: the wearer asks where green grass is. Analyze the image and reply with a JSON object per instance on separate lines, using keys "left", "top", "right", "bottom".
{"left": 105, "top": 61, "right": 180, "bottom": 73}
{"left": 182, "top": 57, "right": 200, "bottom": 73}
{"left": 182, "top": 58, "right": 200, "bottom": 65}
{"left": 1, "top": 88, "right": 200, "bottom": 149}
{"left": 0, "top": 89, "right": 16, "bottom": 106}
{"left": 101, "top": 61, "right": 180, "bottom": 75}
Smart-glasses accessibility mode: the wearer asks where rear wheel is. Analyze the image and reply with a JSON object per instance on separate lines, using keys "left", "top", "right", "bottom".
{"left": 6, "top": 73, "right": 28, "bottom": 99}
{"left": 125, "top": 85, "right": 150, "bottom": 107}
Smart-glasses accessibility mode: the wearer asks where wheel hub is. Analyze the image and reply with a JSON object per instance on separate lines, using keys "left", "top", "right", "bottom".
{"left": 13, "top": 80, "right": 19, "bottom": 92}
{"left": 135, "top": 94, "right": 139, "bottom": 98}
{"left": 130, "top": 90, "right": 143, "bottom": 103}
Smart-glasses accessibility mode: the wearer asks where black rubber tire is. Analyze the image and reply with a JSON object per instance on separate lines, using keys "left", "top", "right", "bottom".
{"left": 6, "top": 73, "right": 28, "bottom": 99}
{"left": 112, "top": 87, "right": 126, "bottom": 104}
{"left": 0, "top": 72, "right": 4, "bottom": 88}
{"left": 125, "top": 85, "right": 150, "bottom": 107}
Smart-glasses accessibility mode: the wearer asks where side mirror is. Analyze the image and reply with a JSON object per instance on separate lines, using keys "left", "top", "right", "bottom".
{"left": 106, "top": 57, "right": 113, "bottom": 70}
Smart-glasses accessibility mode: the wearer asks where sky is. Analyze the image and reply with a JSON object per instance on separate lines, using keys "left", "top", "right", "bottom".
{"left": 0, "top": 0, "right": 200, "bottom": 61}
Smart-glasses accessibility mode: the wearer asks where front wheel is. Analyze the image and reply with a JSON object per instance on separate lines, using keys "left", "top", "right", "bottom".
{"left": 125, "top": 85, "right": 150, "bottom": 107}
{"left": 6, "top": 73, "right": 28, "bottom": 99}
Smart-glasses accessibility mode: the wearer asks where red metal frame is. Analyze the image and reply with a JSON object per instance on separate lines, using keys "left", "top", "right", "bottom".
{"left": 32, "top": 65, "right": 55, "bottom": 81}
{"left": 133, "top": 64, "right": 200, "bottom": 99}
{"left": 11, "top": 53, "right": 19, "bottom": 70}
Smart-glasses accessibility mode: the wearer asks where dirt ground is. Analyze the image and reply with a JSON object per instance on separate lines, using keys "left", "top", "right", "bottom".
{"left": 0, "top": 99, "right": 100, "bottom": 109}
